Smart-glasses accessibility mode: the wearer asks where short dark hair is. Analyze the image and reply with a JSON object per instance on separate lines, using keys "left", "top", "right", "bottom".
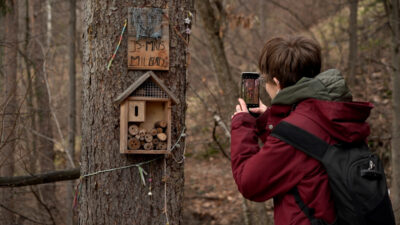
{"left": 258, "top": 36, "right": 322, "bottom": 88}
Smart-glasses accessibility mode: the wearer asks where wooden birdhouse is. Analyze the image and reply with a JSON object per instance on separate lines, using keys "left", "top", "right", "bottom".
{"left": 114, "top": 71, "right": 179, "bottom": 154}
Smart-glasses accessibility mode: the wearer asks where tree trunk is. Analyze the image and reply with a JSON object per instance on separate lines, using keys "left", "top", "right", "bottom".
{"left": 24, "top": 0, "right": 37, "bottom": 174}
{"left": 196, "top": 0, "right": 238, "bottom": 108}
{"left": 31, "top": 0, "right": 59, "bottom": 222}
{"left": 79, "top": 0, "right": 190, "bottom": 224}
{"left": 197, "top": 2, "right": 273, "bottom": 224}
{"left": 0, "top": 0, "right": 18, "bottom": 223}
{"left": 66, "top": 0, "right": 77, "bottom": 224}
{"left": 46, "top": 0, "right": 52, "bottom": 48}
{"left": 257, "top": 0, "right": 272, "bottom": 107}
{"left": 259, "top": 0, "right": 267, "bottom": 36}
{"left": 347, "top": 0, "right": 358, "bottom": 86}
{"left": 387, "top": 0, "right": 400, "bottom": 221}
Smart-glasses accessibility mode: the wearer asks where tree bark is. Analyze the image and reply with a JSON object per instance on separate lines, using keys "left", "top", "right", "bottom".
{"left": 79, "top": 0, "right": 190, "bottom": 224}
{"left": 347, "top": 0, "right": 358, "bottom": 86}
{"left": 24, "top": 0, "right": 37, "bottom": 174}
{"left": 386, "top": 0, "right": 400, "bottom": 221}
{"left": 66, "top": 0, "right": 77, "bottom": 224}
{"left": 0, "top": 0, "right": 18, "bottom": 223}
{"left": 31, "top": 0, "right": 59, "bottom": 222}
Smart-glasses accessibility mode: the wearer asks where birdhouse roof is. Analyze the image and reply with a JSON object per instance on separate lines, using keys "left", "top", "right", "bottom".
{"left": 114, "top": 71, "right": 180, "bottom": 105}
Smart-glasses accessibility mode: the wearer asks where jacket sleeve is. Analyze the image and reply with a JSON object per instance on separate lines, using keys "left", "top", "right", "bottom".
{"left": 230, "top": 112, "right": 309, "bottom": 202}
{"left": 255, "top": 108, "right": 270, "bottom": 142}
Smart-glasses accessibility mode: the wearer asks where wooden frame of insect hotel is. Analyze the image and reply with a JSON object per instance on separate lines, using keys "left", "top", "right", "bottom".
{"left": 114, "top": 71, "right": 179, "bottom": 154}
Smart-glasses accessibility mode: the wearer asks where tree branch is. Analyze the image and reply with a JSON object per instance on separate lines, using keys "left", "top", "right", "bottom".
{"left": 0, "top": 168, "right": 80, "bottom": 187}
{"left": 267, "top": 0, "right": 318, "bottom": 40}
{"left": 0, "top": 203, "right": 51, "bottom": 225}
{"left": 212, "top": 120, "right": 231, "bottom": 161}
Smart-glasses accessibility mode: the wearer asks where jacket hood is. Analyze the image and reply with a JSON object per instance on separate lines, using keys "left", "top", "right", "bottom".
{"left": 293, "top": 99, "right": 373, "bottom": 142}
{"left": 272, "top": 69, "right": 353, "bottom": 105}
{"left": 270, "top": 69, "right": 373, "bottom": 142}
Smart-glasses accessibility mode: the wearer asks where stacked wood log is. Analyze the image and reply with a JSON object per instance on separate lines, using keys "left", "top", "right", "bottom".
{"left": 127, "top": 120, "right": 168, "bottom": 150}
{"left": 128, "top": 125, "right": 139, "bottom": 136}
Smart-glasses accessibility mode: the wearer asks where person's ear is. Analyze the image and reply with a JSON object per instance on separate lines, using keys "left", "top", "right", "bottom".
{"left": 273, "top": 77, "right": 281, "bottom": 90}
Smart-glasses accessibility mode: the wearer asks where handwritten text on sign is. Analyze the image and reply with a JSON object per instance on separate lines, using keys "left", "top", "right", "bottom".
{"left": 128, "top": 38, "right": 169, "bottom": 70}
{"left": 127, "top": 7, "right": 169, "bottom": 71}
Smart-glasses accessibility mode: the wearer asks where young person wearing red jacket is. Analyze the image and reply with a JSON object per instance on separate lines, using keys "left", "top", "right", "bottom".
{"left": 230, "top": 36, "right": 373, "bottom": 225}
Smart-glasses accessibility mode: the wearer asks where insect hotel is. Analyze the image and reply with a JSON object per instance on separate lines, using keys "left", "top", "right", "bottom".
{"left": 114, "top": 71, "right": 179, "bottom": 154}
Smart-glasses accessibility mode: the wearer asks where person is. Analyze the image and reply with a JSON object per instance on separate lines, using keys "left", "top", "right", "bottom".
{"left": 230, "top": 36, "right": 373, "bottom": 225}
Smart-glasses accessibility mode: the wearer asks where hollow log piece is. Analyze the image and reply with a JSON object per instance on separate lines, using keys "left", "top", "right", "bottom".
{"left": 152, "top": 138, "right": 159, "bottom": 145}
{"left": 150, "top": 128, "right": 158, "bottom": 136}
{"left": 139, "top": 129, "right": 147, "bottom": 138}
{"left": 128, "top": 138, "right": 141, "bottom": 150}
{"left": 157, "top": 142, "right": 167, "bottom": 150}
{"left": 128, "top": 124, "right": 139, "bottom": 136}
{"left": 145, "top": 134, "right": 153, "bottom": 143}
{"left": 143, "top": 143, "right": 154, "bottom": 150}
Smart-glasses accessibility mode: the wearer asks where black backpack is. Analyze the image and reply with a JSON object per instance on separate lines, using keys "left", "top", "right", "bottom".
{"left": 270, "top": 121, "right": 396, "bottom": 225}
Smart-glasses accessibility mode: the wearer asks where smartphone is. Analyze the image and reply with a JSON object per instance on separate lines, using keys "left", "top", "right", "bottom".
{"left": 240, "top": 72, "right": 260, "bottom": 108}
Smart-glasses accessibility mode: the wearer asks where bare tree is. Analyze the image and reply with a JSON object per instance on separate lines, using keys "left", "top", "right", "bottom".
{"left": 79, "top": 0, "right": 191, "bottom": 224}
{"left": 24, "top": 0, "right": 37, "bottom": 173}
{"left": 196, "top": 0, "right": 238, "bottom": 107}
{"left": 347, "top": 0, "right": 358, "bottom": 85}
{"left": 31, "top": 0, "right": 59, "bottom": 222}
{"left": 46, "top": 0, "right": 52, "bottom": 48}
{"left": 384, "top": 0, "right": 400, "bottom": 221}
{"left": 0, "top": 0, "right": 18, "bottom": 223}
{"left": 66, "top": 0, "right": 77, "bottom": 224}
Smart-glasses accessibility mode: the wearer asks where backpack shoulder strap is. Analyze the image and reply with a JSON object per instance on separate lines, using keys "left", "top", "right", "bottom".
{"left": 290, "top": 187, "right": 316, "bottom": 221}
{"left": 291, "top": 187, "right": 332, "bottom": 225}
{"left": 270, "top": 121, "right": 330, "bottom": 161}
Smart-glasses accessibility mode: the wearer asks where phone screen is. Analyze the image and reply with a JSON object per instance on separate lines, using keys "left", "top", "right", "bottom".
{"left": 241, "top": 72, "right": 260, "bottom": 108}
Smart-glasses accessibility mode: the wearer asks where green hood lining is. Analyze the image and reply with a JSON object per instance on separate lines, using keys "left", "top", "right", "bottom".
{"left": 271, "top": 69, "right": 352, "bottom": 105}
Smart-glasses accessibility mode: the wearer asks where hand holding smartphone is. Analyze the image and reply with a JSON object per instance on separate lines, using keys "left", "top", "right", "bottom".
{"left": 240, "top": 72, "right": 260, "bottom": 109}
{"left": 239, "top": 72, "right": 261, "bottom": 117}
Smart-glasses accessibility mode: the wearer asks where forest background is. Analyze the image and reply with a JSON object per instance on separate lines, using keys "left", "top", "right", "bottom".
{"left": 0, "top": 0, "right": 399, "bottom": 224}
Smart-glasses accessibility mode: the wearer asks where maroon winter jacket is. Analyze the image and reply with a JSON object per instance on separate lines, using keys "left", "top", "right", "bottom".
{"left": 230, "top": 98, "right": 373, "bottom": 225}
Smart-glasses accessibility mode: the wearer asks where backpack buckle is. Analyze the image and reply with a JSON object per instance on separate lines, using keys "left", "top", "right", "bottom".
{"left": 361, "top": 156, "right": 382, "bottom": 180}
{"left": 368, "top": 160, "right": 375, "bottom": 170}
